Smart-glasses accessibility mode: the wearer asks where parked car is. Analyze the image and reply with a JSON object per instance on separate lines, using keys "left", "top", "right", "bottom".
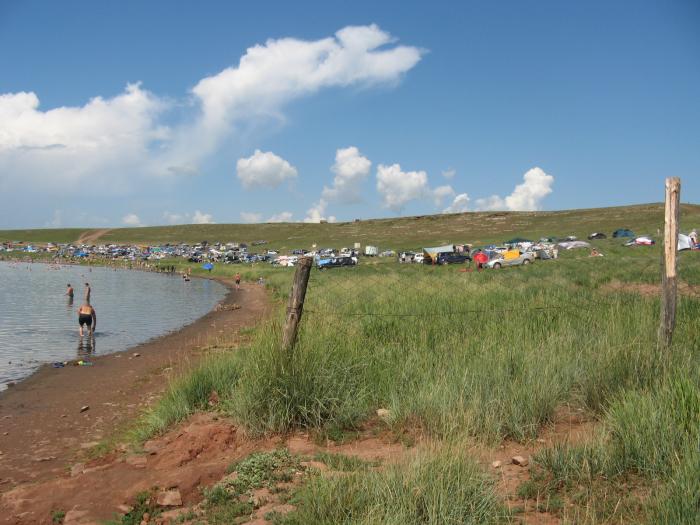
{"left": 485, "top": 251, "right": 535, "bottom": 269}
{"left": 437, "top": 252, "right": 471, "bottom": 265}
{"left": 317, "top": 256, "right": 358, "bottom": 269}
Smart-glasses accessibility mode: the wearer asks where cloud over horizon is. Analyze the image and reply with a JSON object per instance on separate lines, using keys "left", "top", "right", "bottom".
{"left": 474, "top": 167, "right": 554, "bottom": 211}
{"left": 0, "top": 25, "right": 422, "bottom": 197}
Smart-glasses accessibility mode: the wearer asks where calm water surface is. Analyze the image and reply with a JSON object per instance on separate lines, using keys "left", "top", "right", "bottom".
{"left": 0, "top": 261, "right": 227, "bottom": 390}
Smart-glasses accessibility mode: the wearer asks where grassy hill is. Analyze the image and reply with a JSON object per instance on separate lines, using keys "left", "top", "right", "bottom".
{"left": 2, "top": 203, "right": 699, "bottom": 249}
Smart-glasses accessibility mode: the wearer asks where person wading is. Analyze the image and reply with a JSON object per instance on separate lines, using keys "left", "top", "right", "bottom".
{"left": 78, "top": 303, "right": 97, "bottom": 337}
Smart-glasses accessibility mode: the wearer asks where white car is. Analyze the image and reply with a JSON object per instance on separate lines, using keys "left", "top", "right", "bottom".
{"left": 485, "top": 251, "right": 535, "bottom": 269}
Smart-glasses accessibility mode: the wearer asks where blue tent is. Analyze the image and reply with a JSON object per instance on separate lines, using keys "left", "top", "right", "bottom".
{"left": 612, "top": 229, "right": 634, "bottom": 238}
{"left": 202, "top": 262, "right": 214, "bottom": 271}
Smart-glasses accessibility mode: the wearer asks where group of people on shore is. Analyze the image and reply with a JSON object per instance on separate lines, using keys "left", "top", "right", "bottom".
{"left": 66, "top": 282, "right": 96, "bottom": 337}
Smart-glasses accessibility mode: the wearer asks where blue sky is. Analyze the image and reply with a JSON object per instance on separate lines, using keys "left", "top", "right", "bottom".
{"left": 1, "top": 0, "right": 698, "bottom": 228}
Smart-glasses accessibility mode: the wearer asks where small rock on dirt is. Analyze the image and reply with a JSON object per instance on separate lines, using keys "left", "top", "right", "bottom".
{"left": 491, "top": 460, "right": 502, "bottom": 468}
{"left": 143, "top": 440, "right": 162, "bottom": 454}
{"left": 70, "top": 463, "right": 85, "bottom": 476}
{"left": 117, "top": 504, "right": 132, "bottom": 513}
{"left": 157, "top": 489, "right": 182, "bottom": 507}
{"left": 208, "top": 390, "right": 220, "bottom": 406}
{"left": 80, "top": 405, "right": 90, "bottom": 412}
{"left": 126, "top": 455, "right": 147, "bottom": 468}
{"left": 133, "top": 353, "right": 141, "bottom": 357}
{"left": 376, "top": 408, "right": 390, "bottom": 419}
{"left": 63, "top": 508, "right": 90, "bottom": 524}
{"left": 512, "top": 455, "right": 529, "bottom": 467}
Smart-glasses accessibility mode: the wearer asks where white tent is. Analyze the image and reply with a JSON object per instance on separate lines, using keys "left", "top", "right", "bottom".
{"left": 678, "top": 234, "right": 692, "bottom": 251}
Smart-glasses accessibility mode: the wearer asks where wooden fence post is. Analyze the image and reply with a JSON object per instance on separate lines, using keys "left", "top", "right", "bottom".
{"left": 282, "top": 256, "right": 313, "bottom": 352}
{"left": 658, "top": 177, "right": 681, "bottom": 350}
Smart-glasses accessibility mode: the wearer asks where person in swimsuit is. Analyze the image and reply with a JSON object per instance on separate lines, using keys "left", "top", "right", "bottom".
{"left": 84, "top": 282, "right": 91, "bottom": 303}
{"left": 78, "top": 303, "right": 97, "bottom": 336}
{"left": 235, "top": 273, "right": 241, "bottom": 291}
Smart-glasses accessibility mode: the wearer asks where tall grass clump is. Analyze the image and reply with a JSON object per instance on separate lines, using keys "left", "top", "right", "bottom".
{"left": 279, "top": 445, "right": 508, "bottom": 525}
{"left": 533, "top": 370, "right": 700, "bottom": 522}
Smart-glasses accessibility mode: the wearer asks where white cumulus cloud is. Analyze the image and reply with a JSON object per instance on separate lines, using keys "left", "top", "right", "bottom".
{"left": 475, "top": 167, "right": 554, "bottom": 211}
{"left": 240, "top": 211, "right": 263, "bottom": 223}
{"left": 432, "top": 185, "right": 455, "bottom": 207}
{"left": 304, "top": 200, "right": 337, "bottom": 223}
{"left": 322, "top": 146, "right": 372, "bottom": 203}
{"left": 0, "top": 25, "right": 421, "bottom": 198}
{"left": 192, "top": 210, "right": 215, "bottom": 224}
{"left": 443, "top": 193, "right": 471, "bottom": 213}
{"left": 267, "top": 211, "right": 295, "bottom": 223}
{"left": 122, "top": 213, "right": 143, "bottom": 227}
{"left": 236, "top": 149, "right": 298, "bottom": 190}
{"left": 376, "top": 164, "right": 429, "bottom": 211}
{"left": 0, "top": 84, "right": 168, "bottom": 192}
{"left": 162, "top": 210, "right": 215, "bottom": 224}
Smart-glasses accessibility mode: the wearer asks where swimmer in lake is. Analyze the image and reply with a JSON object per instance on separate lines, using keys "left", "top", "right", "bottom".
{"left": 78, "top": 303, "right": 97, "bottom": 337}
{"left": 66, "top": 283, "right": 74, "bottom": 298}
{"left": 84, "top": 282, "right": 91, "bottom": 303}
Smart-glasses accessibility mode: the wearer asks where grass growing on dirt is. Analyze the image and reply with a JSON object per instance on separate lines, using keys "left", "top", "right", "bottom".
{"left": 278, "top": 446, "right": 508, "bottom": 525}
{"left": 530, "top": 371, "right": 700, "bottom": 523}
{"left": 137, "top": 237, "right": 700, "bottom": 522}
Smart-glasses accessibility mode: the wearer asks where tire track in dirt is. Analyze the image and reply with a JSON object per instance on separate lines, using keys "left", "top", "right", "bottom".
{"left": 75, "top": 228, "right": 111, "bottom": 245}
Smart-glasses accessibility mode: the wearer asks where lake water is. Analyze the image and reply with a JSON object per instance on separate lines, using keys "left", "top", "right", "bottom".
{"left": 0, "top": 261, "right": 227, "bottom": 390}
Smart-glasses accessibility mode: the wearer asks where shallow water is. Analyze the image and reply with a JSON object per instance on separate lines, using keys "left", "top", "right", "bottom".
{"left": 0, "top": 261, "right": 227, "bottom": 390}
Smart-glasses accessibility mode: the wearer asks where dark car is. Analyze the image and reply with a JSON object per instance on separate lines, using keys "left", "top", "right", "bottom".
{"left": 437, "top": 252, "right": 471, "bottom": 265}
{"left": 317, "top": 256, "right": 357, "bottom": 269}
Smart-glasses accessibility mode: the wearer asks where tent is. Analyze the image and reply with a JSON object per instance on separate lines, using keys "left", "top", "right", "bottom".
{"left": 678, "top": 234, "right": 692, "bottom": 251}
{"left": 558, "top": 240, "right": 591, "bottom": 250}
{"left": 613, "top": 229, "right": 634, "bottom": 238}
{"left": 588, "top": 232, "right": 607, "bottom": 240}
{"left": 625, "top": 236, "right": 655, "bottom": 246}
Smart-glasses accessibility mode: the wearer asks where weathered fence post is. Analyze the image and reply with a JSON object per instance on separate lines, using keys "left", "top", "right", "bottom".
{"left": 658, "top": 177, "right": 681, "bottom": 350}
{"left": 282, "top": 256, "right": 313, "bottom": 351}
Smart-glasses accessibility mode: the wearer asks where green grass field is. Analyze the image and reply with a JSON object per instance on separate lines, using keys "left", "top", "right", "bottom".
{"left": 8, "top": 205, "right": 698, "bottom": 523}
{"left": 130, "top": 236, "right": 699, "bottom": 524}
{"left": 2, "top": 203, "right": 700, "bottom": 250}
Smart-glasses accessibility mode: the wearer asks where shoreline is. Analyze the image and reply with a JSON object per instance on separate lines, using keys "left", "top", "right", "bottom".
{"left": 0, "top": 276, "right": 270, "bottom": 490}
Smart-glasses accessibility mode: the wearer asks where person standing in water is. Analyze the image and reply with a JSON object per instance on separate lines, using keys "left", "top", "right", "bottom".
{"left": 84, "top": 282, "right": 91, "bottom": 303}
{"left": 78, "top": 303, "right": 97, "bottom": 337}
{"left": 65, "top": 283, "right": 74, "bottom": 298}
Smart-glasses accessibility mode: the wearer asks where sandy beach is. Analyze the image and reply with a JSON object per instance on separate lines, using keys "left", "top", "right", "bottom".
{"left": 0, "top": 278, "right": 269, "bottom": 493}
